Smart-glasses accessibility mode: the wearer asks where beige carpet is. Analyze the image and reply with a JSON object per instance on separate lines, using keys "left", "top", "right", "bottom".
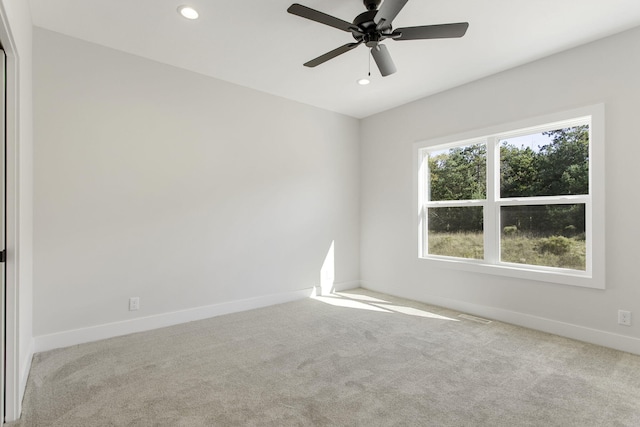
{"left": 13, "top": 289, "right": 640, "bottom": 426}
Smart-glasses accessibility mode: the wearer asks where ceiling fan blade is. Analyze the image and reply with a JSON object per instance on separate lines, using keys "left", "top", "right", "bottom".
{"left": 304, "top": 42, "right": 362, "bottom": 68}
{"left": 288, "top": 3, "right": 354, "bottom": 33}
{"left": 393, "top": 22, "right": 469, "bottom": 40}
{"left": 374, "top": 0, "right": 409, "bottom": 29}
{"left": 370, "top": 44, "right": 397, "bottom": 76}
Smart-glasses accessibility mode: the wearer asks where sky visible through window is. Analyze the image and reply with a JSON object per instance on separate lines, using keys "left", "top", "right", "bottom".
{"left": 500, "top": 132, "right": 554, "bottom": 152}
{"left": 429, "top": 132, "right": 554, "bottom": 158}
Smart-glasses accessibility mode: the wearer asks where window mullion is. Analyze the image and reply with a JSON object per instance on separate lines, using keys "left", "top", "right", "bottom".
{"left": 500, "top": 195, "right": 589, "bottom": 206}
{"left": 418, "top": 149, "right": 428, "bottom": 257}
{"left": 484, "top": 137, "right": 499, "bottom": 264}
{"left": 426, "top": 199, "right": 485, "bottom": 207}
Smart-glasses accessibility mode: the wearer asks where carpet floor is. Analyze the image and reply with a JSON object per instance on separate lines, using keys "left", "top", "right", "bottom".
{"left": 13, "top": 289, "right": 640, "bottom": 426}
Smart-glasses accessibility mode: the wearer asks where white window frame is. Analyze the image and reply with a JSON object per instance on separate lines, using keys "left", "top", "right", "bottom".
{"left": 414, "top": 104, "right": 605, "bottom": 289}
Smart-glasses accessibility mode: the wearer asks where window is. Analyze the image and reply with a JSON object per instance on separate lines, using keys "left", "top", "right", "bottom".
{"left": 415, "top": 105, "right": 605, "bottom": 288}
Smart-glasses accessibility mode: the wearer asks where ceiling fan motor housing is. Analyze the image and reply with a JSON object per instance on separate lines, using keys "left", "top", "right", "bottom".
{"left": 363, "top": 0, "right": 382, "bottom": 11}
{"left": 352, "top": 9, "right": 391, "bottom": 46}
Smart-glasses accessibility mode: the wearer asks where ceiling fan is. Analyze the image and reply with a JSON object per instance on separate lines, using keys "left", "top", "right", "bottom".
{"left": 287, "top": 0, "right": 469, "bottom": 77}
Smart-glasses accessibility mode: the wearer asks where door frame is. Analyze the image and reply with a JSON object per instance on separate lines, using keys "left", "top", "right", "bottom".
{"left": 0, "top": 5, "right": 24, "bottom": 423}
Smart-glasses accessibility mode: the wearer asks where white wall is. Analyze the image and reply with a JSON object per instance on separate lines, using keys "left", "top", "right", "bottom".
{"left": 33, "top": 29, "right": 360, "bottom": 342}
{"left": 0, "top": 0, "right": 33, "bottom": 419}
{"left": 361, "top": 26, "right": 640, "bottom": 353}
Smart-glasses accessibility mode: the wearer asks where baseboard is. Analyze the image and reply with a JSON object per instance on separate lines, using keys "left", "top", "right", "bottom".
{"left": 360, "top": 282, "right": 640, "bottom": 355}
{"left": 34, "top": 287, "right": 315, "bottom": 353}
{"left": 17, "top": 338, "right": 35, "bottom": 416}
{"left": 333, "top": 281, "right": 360, "bottom": 292}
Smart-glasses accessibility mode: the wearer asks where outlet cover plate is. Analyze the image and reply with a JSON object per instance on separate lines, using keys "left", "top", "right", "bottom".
{"left": 618, "top": 310, "right": 631, "bottom": 326}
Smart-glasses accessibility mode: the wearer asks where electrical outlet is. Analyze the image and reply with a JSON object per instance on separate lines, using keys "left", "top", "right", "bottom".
{"left": 129, "top": 297, "right": 140, "bottom": 311}
{"left": 618, "top": 310, "right": 631, "bottom": 326}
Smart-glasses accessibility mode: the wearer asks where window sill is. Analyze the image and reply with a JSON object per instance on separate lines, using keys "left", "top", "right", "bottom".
{"left": 419, "top": 255, "right": 604, "bottom": 289}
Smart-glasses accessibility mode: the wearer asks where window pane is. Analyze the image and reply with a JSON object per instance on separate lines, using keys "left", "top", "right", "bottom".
{"left": 500, "top": 204, "right": 586, "bottom": 270}
{"left": 428, "top": 207, "right": 483, "bottom": 259}
{"left": 500, "top": 125, "right": 589, "bottom": 198}
{"left": 429, "top": 143, "right": 486, "bottom": 201}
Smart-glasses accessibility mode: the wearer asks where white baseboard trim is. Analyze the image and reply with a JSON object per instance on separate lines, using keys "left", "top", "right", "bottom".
{"left": 312, "top": 281, "right": 361, "bottom": 296}
{"left": 332, "top": 281, "right": 360, "bottom": 292}
{"left": 360, "top": 282, "right": 640, "bottom": 355}
{"left": 34, "top": 287, "right": 315, "bottom": 353}
{"left": 18, "top": 338, "right": 35, "bottom": 415}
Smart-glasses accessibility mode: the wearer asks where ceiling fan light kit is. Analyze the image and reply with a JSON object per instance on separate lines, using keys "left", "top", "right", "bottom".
{"left": 287, "top": 0, "right": 468, "bottom": 77}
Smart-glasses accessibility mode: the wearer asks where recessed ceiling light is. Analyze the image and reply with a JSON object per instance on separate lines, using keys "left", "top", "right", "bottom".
{"left": 178, "top": 5, "right": 199, "bottom": 20}
{"left": 357, "top": 78, "right": 371, "bottom": 86}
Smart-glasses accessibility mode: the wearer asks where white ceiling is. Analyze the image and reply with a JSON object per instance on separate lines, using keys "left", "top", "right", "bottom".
{"left": 28, "top": 0, "right": 640, "bottom": 118}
